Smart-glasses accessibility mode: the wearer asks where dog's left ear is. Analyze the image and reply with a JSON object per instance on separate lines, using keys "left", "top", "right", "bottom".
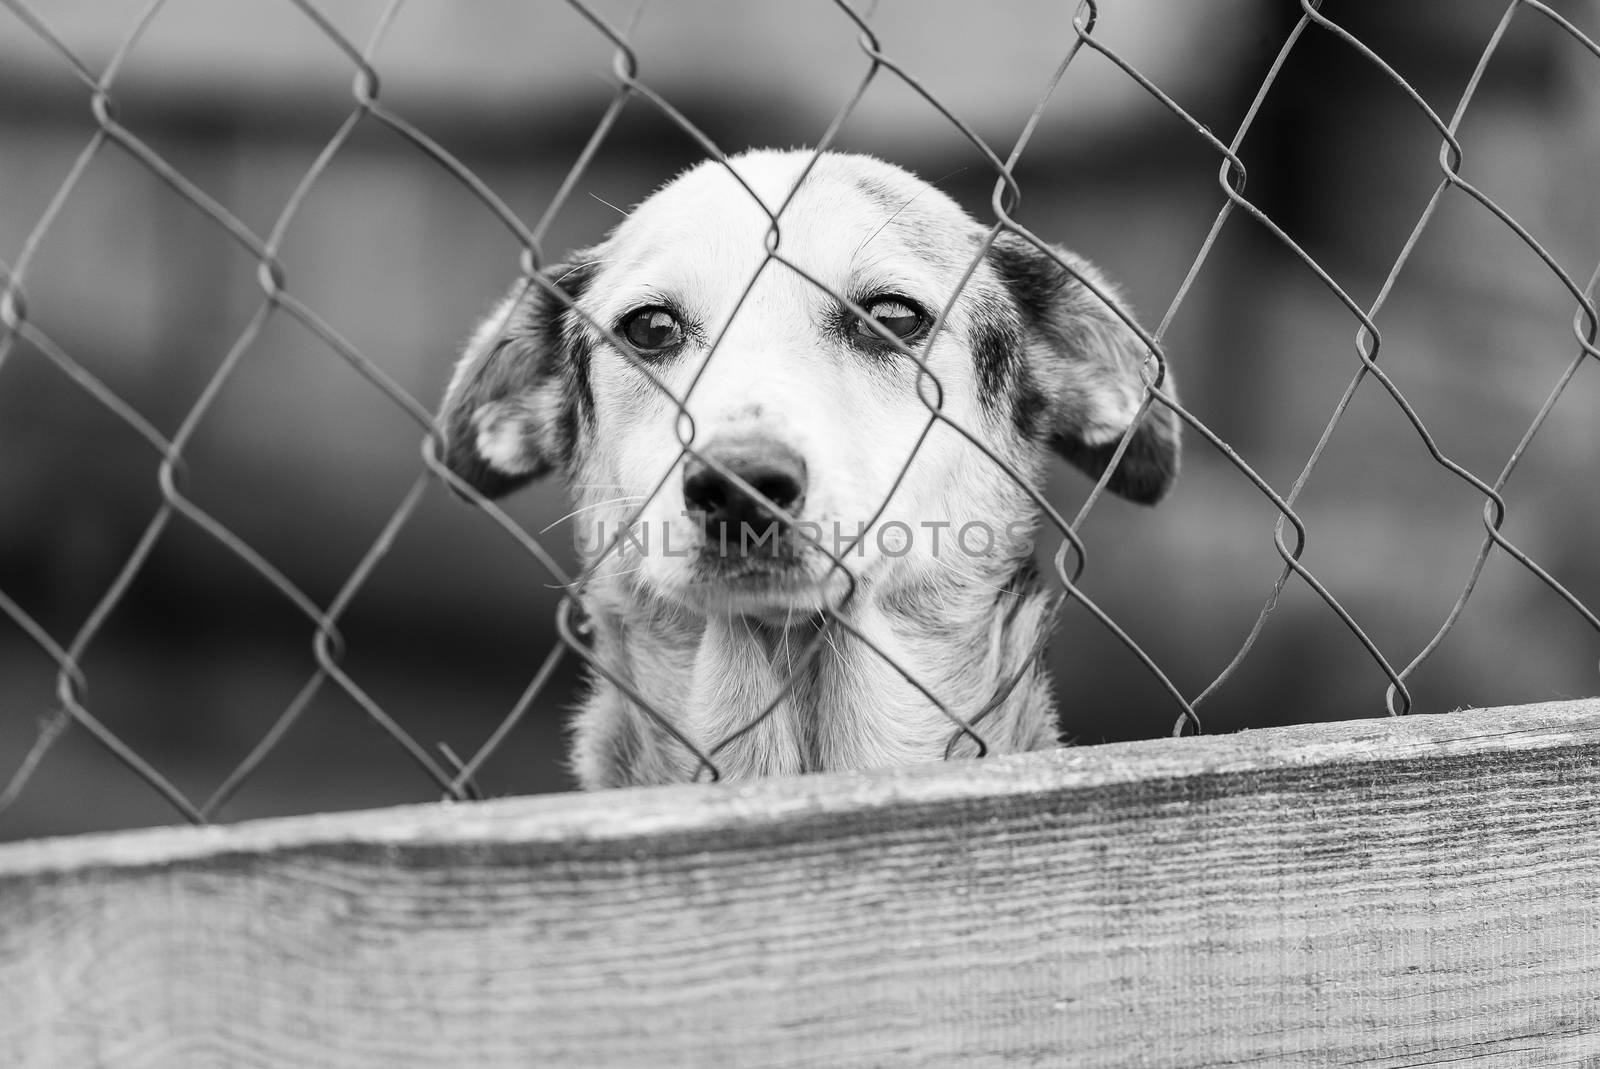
{"left": 988, "top": 233, "right": 1180, "bottom": 504}
{"left": 437, "top": 257, "right": 596, "bottom": 499}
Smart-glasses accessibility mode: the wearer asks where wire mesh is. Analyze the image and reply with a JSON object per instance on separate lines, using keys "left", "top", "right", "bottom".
{"left": 1, "top": 0, "right": 1596, "bottom": 829}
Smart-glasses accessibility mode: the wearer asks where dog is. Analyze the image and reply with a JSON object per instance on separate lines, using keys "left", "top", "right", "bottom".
{"left": 439, "top": 149, "right": 1179, "bottom": 789}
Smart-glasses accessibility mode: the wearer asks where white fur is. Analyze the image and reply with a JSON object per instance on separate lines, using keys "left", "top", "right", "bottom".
{"left": 474, "top": 404, "right": 534, "bottom": 473}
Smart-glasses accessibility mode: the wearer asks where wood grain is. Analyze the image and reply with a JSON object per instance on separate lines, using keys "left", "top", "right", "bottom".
{"left": 3, "top": 699, "right": 1600, "bottom": 1068}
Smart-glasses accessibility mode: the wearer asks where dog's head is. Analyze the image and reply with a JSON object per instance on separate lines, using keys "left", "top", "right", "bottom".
{"left": 440, "top": 149, "right": 1178, "bottom": 619}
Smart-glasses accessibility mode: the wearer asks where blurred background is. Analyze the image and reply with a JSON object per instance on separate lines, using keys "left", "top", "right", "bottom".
{"left": 1, "top": 0, "right": 1596, "bottom": 840}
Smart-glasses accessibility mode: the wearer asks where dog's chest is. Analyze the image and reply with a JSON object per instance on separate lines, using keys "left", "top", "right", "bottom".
{"left": 675, "top": 611, "right": 976, "bottom": 777}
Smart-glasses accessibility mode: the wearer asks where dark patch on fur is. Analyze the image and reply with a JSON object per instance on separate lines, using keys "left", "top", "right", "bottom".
{"left": 967, "top": 294, "right": 1018, "bottom": 409}
{"left": 546, "top": 261, "right": 597, "bottom": 471}
{"left": 1009, "top": 362, "right": 1049, "bottom": 440}
{"left": 986, "top": 232, "right": 1072, "bottom": 328}
{"left": 852, "top": 173, "right": 904, "bottom": 215}
{"left": 1048, "top": 409, "right": 1180, "bottom": 505}
{"left": 984, "top": 233, "right": 1083, "bottom": 441}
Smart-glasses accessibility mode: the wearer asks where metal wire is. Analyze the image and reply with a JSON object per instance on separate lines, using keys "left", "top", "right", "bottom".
{"left": 0, "top": 0, "right": 1595, "bottom": 826}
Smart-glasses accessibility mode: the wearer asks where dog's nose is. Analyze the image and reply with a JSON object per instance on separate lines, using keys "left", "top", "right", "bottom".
{"left": 682, "top": 436, "right": 807, "bottom": 536}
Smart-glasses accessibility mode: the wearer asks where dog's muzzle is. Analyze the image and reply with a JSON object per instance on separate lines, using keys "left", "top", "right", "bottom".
{"left": 682, "top": 435, "right": 807, "bottom": 557}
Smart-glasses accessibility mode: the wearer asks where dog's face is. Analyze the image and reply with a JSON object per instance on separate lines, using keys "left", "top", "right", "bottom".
{"left": 441, "top": 150, "right": 1177, "bottom": 619}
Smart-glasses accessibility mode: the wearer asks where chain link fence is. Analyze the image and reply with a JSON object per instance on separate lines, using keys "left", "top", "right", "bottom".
{"left": 1, "top": 0, "right": 1597, "bottom": 835}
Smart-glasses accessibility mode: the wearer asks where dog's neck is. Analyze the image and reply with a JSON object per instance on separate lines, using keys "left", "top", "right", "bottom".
{"left": 569, "top": 558, "right": 1061, "bottom": 788}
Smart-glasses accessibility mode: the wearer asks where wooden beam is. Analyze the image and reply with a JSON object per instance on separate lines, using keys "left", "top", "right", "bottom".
{"left": 4, "top": 699, "right": 1600, "bottom": 1067}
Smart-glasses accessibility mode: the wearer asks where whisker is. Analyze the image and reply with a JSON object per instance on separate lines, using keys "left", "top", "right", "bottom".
{"left": 546, "top": 562, "right": 650, "bottom": 590}
{"left": 539, "top": 495, "right": 647, "bottom": 534}
{"left": 852, "top": 165, "right": 969, "bottom": 262}
{"left": 926, "top": 554, "right": 1025, "bottom": 597}
{"left": 820, "top": 624, "right": 847, "bottom": 662}
{"left": 548, "top": 256, "right": 660, "bottom": 287}
{"left": 589, "top": 192, "right": 631, "bottom": 218}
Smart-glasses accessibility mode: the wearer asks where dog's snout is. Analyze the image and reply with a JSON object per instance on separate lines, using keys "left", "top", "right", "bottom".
{"left": 682, "top": 437, "right": 807, "bottom": 536}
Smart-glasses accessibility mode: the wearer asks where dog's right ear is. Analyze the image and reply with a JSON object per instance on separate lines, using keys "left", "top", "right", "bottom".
{"left": 987, "top": 233, "right": 1180, "bottom": 504}
{"left": 437, "top": 258, "right": 596, "bottom": 499}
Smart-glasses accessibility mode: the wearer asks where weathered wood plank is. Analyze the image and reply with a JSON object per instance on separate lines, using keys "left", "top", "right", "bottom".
{"left": 3, "top": 699, "right": 1600, "bottom": 1068}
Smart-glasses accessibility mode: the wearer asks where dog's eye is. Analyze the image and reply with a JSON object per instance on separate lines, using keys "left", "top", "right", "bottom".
{"left": 619, "top": 306, "right": 684, "bottom": 352}
{"left": 855, "top": 297, "right": 927, "bottom": 343}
